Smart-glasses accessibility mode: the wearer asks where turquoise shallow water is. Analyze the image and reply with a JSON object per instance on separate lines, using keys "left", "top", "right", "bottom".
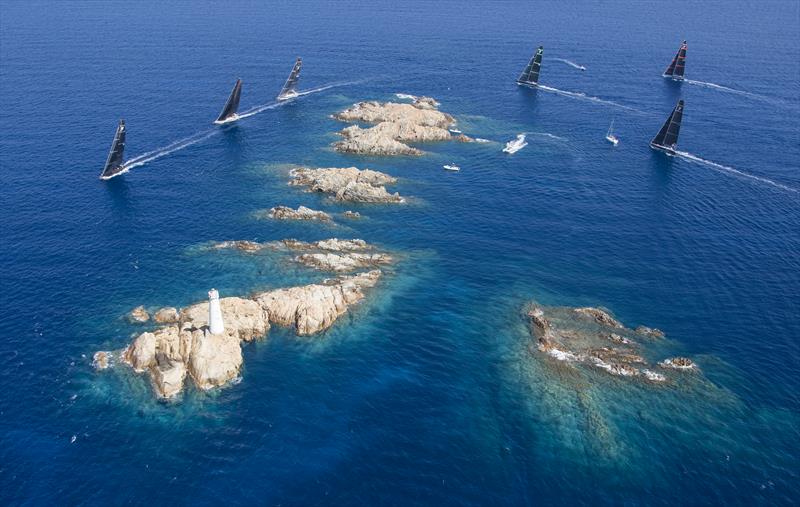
{"left": 1, "top": 1, "right": 799, "bottom": 505}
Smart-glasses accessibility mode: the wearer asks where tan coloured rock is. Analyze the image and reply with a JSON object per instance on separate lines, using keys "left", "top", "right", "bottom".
{"left": 294, "top": 252, "right": 393, "bottom": 272}
{"left": 153, "top": 307, "right": 180, "bottom": 324}
{"left": 289, "top": 167, "right": 405, "bottom": 203}
{"left": 127, "top": 305, "right": 150, "bottom": 323}
{"left": 92, "top": 351, "right": 111, "bottom": 370}
{"left": 105, "top": 271, "right": 382, "bottom": 398}
{"left": 267, "top": 205, "right": 332, "bottom": 222}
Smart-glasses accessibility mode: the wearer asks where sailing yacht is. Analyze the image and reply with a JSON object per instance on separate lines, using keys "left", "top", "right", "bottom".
{"left": 517, "top": 46, "right": 544, "bottom": 87}
{"left": 650, "top": 99, "right": 684, "bottom": 153}
{"left": 214, "top": 79, "right": 243, "bottom": 124}
{"left": 99, "top": 119, "right": 127, "bottom": 180}
{"left": 277, "top": 58, "right": 302, "bottom": 101}
{"left": 605, "top": 120, "right": 619, "bottom": 146}
{"left": 663, "top": 41, "right": 687, "bottom": 81}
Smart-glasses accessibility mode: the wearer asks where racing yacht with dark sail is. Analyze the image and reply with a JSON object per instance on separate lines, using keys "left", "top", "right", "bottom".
{"left": 663, "top": 41, "right": 687, "bottom": 80}
{"left": 517, "top": 46, "right": 543, "bottom": 87}
{"left": 214, "top": 78, "right": 243, "bottom": 124}
{"left": 277, "top": 58, "right": 302, "bottom": 100}
{"left": 99, "top": 119, "right": 127, "bottom": 180}
{"left": 650, "top": 99, "right": 684, "bottom": 153}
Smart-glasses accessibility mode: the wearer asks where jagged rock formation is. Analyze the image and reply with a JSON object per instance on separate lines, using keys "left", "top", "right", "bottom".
{"left": 289, "top": 166, "right": 405, "bottom": 203}
{"left": 343, "top": 211, "right": 361, "bottom": 219}
{"left": 263, "top": 205, "right": 332, "bottom": 222}
{"left": 127, "top": 306, "right": 150, "bottom": 323}
{"left": 103, "top": 272, "right": 382, "bottom": 399}
{"left": 331, "top": 98, "right": 471, "bottom": 156}
{"left": 294, "top": 252, "right": 393, "bottom": 273}
{"left": 527, "top": 302, "right": 692, "bottom": 384}
{"left": 210, "top": 240, "right": 266, "bottom": 253}
{"left": 153, "top": 307, "right": 179, "bottom": 324}
{"left": 659, "top": 357, "right": 698, "bottom": 370}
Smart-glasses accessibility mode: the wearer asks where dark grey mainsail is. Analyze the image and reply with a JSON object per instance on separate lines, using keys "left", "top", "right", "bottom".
{"left": 517, "top": 46, "right": 544, "bottom": 86}
{"left": 663, "top": 41, "right": 687, "bottom": 80}
{"left": 99, "top": 119, "right": 127, "bottom": 179}
{"left": 215, "top": 78, "right": 243, "bottom": 124}
{"left": 650, "top": 99, "right": 684, "bottom": 152}
{"left": 277, "top": 58, "right": 302, "bottom": 100}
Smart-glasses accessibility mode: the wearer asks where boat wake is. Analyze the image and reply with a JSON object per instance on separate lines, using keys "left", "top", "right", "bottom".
{"left": 684, "top": 79, "right": 777, "bottom": 104}
{"left": 537, "top": 85, "right": 644, "bottom": 114}
{"left": 121, "top": 80, "right": 357, "bottom": 172}
{"left": 673, "top": 150, "right": 798, "bottom": 193}
{"left": 532, "top": 132, "right": 567, "bottom": 141}
{"left": 552, "top": 58, "right": 586, "bottom": 71}
{"left": 123, "top": 130, "right": 218, "bottom": 170}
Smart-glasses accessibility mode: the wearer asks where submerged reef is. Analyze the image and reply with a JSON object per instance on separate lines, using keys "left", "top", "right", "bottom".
{"left": 332, "top": 97, "right": 471, "bottom": 155}
{"left": 97, "top": 271, "right": 382, "bottom": 399}
{"left": 527, "top": 302, "right": 699, "bottom": 383}
{"left": 289, "top": 166, "right": 405, "bottom": 203}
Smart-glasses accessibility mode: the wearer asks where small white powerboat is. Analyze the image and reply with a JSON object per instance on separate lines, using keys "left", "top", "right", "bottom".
{"left": 443, "top": 164, "right": 460, "bottom": 172}
{"left": 502, "top": 134, "right": 528, "bottom": 154}
{"left": 605, "top": 120, "right": 619, "bottom": 146}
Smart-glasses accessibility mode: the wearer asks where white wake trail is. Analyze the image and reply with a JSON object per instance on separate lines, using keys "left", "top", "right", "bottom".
{"left": 673, "top": 150, "right": 798, "bottom": 193}
{"left": 552, "top": 58, "right": 586, "bottom": 71}
{"left": 684, "top": 79, "right": 789, "bottom": 107}
{"left": 537, "top": 85, "right": 645, "bottom": 114}
{"left": 123, "top": 130, "right": 218, "bottom": 170}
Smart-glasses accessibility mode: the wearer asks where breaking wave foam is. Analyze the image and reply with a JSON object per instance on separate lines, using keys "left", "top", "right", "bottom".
{"left": 673, "top": 150, "right": 798, "bottom": 193}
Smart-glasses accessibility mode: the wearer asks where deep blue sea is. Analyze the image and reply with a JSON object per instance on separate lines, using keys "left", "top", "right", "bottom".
{"left": 1, "top": 1, "right": 799, "bottom": 505}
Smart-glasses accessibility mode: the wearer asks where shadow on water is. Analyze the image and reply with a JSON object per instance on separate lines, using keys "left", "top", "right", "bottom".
{"left": 102, "top": 175, "right": 135, "bottom": 215}
{"left": 219, "top": 124, "right": 246, "bottom": 166}
{"left": 648, "top": 149, "right": 677, "bottom": 193}
{"left": 660, "top": 78, "right": 683, "bottom": 107}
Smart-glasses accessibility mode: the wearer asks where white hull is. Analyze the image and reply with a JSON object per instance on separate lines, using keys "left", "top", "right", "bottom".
{"left": 605, "top": 135, "right": 619, "bottom": 146}
{"left": 214, "top": 114, "right": 240, "bottom": 125}
{"left": 443, "top": 165, "right": 460, "bottom": 172}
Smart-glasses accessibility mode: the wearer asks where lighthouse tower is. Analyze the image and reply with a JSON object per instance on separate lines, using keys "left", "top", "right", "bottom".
{"left": 207, "top": 289, "right": 225, "bottom": 335}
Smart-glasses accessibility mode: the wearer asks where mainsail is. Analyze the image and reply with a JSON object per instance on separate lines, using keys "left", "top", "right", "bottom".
{"left": 277, "top": 58, "right": 302, "bottom": 100}
{"left": 650, "top": 99, "right": 684, "bottom": 152}
{"left": 517, "top": 46, "right": 544, "bottom": 86}
{"left": 99, "top": 119, "right": 127, "bottom": 180}
{"left": 215, "top": 78, "right": 243, "bottom": 124}
{"left": 663, "top": 40, "right": 687, "bottom": 80}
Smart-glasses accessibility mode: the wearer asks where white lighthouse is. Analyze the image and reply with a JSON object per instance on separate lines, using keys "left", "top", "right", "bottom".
{"left": 207, "top": 289, "right": 225, "bottom": 335}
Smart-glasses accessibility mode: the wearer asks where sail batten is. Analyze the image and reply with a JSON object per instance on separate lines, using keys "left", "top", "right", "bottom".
{"left": 100, "top": 119, "right": 126, "bottom": 179}
{"left": 650, "top": 99, "right": 684, "bottom": 152}
{"left": 277, "top": 58, "right": 302, "bottom": 100}
{"left": 215, "top": 79, "right": 243, "bottom": 124}
{"left": 517, "top": 46, "right": 544, "bottom": 86}
{"left": 663, "top": 40, "right": 687, "bottom": 79}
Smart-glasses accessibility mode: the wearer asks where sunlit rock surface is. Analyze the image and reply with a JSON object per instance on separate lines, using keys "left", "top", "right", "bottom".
{"left": 104, "top": 272, "right": 382, "bottom": 399}
{"left": 331, "top": 98, "right": 471, "bottom": 155}
{"left": 289, "top": 166, "right": 405, "bottom": 203}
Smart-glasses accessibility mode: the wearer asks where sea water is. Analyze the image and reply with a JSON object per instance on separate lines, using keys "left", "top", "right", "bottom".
{"left": 1, "top": 1, "right": 798, "bottom": 505}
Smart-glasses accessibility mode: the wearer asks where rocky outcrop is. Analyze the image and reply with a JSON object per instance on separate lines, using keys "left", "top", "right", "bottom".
{"left": 264, "top": 205, "right": 332, "bottom": 222}
{"left": 92, "top": 351, "right": 111, "bottom": 370}
{"left": 210, "top": 240, "right": 267, "bottom": 253}
{"left": 658, "top": 357, "right": 697, "bottom": 370}
{"left": 127, "top": 306, "right": 150, "bottom": 323}
{"left": 104, "top": 272, "right": 382, "bottom": 399}
{"left": 332, "top": 98, "right": 470, "bottom": 156}
{"left": 343, "top": 211, "right": 361, "bottom": 219}
{"left": 154, "top": 307, "right": 179, "bottom": 324}
{"left": 528, "top": 302, "right": 693, "bottom": 384}
{"left": 574, "top": 307, "right": 625, "bottom": 329}
{"left": 635, "top": 325, "right": 665, "bottom": 339}
{"left": 294, "top": 252, "right": 393, "bottom": 272}
{"left": 289, "top": 166, "right": 405, "bottom": 203}
{"left": 254, "top": 270, "right": 381, "bottom": 336}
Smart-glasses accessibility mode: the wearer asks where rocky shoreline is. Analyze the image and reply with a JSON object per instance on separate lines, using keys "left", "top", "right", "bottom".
{"left": 289, "top": 166, "right": 405, "bottom": 203}
{"left": 332, "top": 97, "right": 471, "bottom": 156}
{"left": 97, "top": 271, "right": 382, "bottom": 399}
